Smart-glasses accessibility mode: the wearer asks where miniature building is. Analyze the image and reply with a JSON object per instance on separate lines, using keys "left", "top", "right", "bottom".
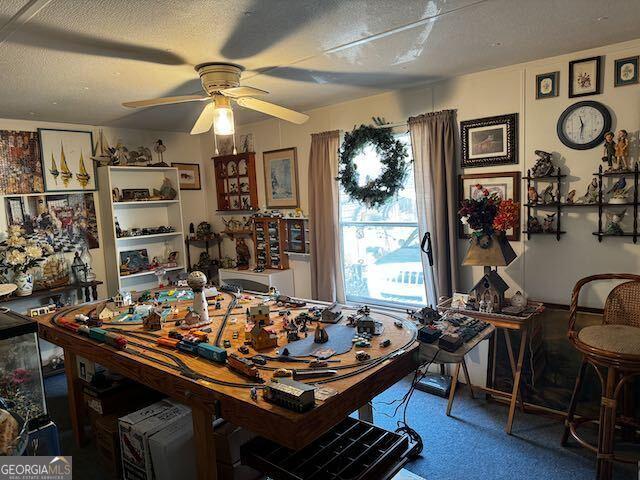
{"left": 263, "top": 377, "right": 315, "bottom": 412}
{"left": 471, "top": 270, "right": 510, "bottom": 311}
{"left": 356, "top": 313, "right": 383, "bottom": 335}
{"left": 143, "top": 309, "right": 162, "bottom": 331}
{"left": 314, "top": 323, "right": 329, "bottom": 343}
{"left": 249, "top": 304, "right": 272, "bottom": 326}
{"left": 321, "top": 303, "right": 342, "bottom": 324}
{"left": 249, "top": 323, "right": 278, "bottom": 350}
{"left": 96, "top": 302, "right": 117, "bottom": 320}
{"left": 113, "top": 290, "right": 132, "bottom": 307}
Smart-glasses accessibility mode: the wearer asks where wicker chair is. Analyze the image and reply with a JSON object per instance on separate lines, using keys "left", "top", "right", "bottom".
{"left": 561, "top": 274, "right": 640, "bottom": 480}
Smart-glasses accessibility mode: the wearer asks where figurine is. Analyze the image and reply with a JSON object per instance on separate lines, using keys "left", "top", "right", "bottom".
{"left": 250, "top": 387, "right": 258, "bottom": 401}
{"left": 527, "top": 187, "right": 539, "bottom": 204}
{"left": 605, "top": 209, "right": 626, "bottom": 235}
{"left": 154, "top": 178, "right": 177, "bottom": 200}
{"left": 115, "top": 218, "right": 122, "bottom": 237}
{"left": 129, "top": 146, "right": 153, "bottom": 165}
{"left": 531, "top": 150, "right": 554, "bottom": 177}
{"left": 528, "top": 216, "right": 542, "bottom": 233}
{"left": 602, "top": 131, "right": 616, "bottom": 171}
{"left": 314, "top": 323, "right": 329, "bottom": 344}
{"left": 542, "top": 213, "right": 556, "bottom": 233}
{"left": 154, "top": 139, "right": 167, "bottom": 164}
{"left": 235, "top": 238, "right": 250, "bottom": 270}
{"left": 566, "top": 189, "right": 576, "bottom": 204}
{"left": 608, "top": 177, "right": 632, "bottom": 204}
{"left": 615, "top": 130, "right": 630, "bottom": 171}
{"left": 607, "top": 177, "right": 627, "bottom": 196}
{"left": 578, "top": 178, "right": 599, "bottom": 204}
{"left": 541, "top": 185, "right": 555, "bottom": 204}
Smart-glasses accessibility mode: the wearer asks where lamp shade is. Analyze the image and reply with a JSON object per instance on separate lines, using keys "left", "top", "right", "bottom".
{"left": 462, "top": 233, "right": 516, "bottom": 267}
{"left": 213, "top": 95, "right": 235, "bottom": 135}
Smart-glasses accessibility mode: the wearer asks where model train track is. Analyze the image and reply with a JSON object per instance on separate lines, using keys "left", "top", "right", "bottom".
{"left": 214, "top": 292, "right": 238, "bottom": 347}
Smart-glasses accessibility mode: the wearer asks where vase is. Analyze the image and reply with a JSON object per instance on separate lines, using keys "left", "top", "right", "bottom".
{"left": 14, "top": 272, "right": 33, "bottom": 296}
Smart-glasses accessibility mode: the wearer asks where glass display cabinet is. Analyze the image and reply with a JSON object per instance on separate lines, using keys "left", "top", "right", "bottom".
{"left": 0, "top": 309, "right": 48, "bottom": 431}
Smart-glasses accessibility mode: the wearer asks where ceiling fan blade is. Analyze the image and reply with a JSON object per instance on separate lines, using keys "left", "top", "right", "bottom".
{"left": 190, "top": 102, "right": 215, "bottom": 135}
{"left": 123, "top": 95, "right": 209, "bottom": 109}
{"left": 220, "top": 86, "right": 269, "bottom": 98}
{"left": 236, "top": 97, "right": 308, "bottom": 124}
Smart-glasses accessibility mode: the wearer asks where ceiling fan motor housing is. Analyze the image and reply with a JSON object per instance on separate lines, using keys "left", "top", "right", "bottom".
{"left": 196, "top": 62, "right": 243, "bottom": 94}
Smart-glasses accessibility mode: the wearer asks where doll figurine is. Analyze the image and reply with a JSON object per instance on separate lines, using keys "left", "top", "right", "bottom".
{"left": 602, "top": 131, "right": 616, "bottom": 171}
{"left": 615, "top": 130, "right": 630, "bottom": 171}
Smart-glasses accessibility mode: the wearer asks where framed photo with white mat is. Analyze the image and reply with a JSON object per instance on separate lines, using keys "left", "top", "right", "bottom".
{"left": 263, "top": 147, "right": 299, "bottom": 208}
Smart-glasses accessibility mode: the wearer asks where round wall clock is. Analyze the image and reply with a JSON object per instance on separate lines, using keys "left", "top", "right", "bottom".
{"left": 556, "top": 100, "right": 612, "bottom": 150}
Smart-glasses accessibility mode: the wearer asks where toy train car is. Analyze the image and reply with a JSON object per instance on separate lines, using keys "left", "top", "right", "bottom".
{"left": 177, "top": 339, "right": 199, "bottom": 354}
{"left": 262, "top": 378, "right": 315, "bottom": 412}
{"left": 196, "top": 343, "right": 227, "bottom": 363}
{"left": 227, "top": 353, "right": 262, "bottom": 382}
{"left": 57, "top": 319, "right": 127, "bottom": 350}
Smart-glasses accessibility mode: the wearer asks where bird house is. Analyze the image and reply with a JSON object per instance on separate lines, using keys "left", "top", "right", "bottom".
{"left": 471, "top": 270, "right": 510, "bottom": 312}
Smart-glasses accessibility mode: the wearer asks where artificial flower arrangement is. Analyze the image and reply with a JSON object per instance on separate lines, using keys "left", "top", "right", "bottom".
{"left": 0, "top": 225, "right": 50, "bottom": 276}
{"left": 459, "top": 184, "right": 519, "bottom": 243}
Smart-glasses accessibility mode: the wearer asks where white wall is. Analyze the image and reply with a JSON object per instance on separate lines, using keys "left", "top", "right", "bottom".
{"left": 206, "top": 37, "right": 640, "bottom": 309}
{"left": 0, "top": 118, "right": 205, "bottom": 305}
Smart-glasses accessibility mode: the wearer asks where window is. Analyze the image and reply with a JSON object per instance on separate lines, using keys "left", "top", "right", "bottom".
{"left": 339, "top": 133, "right": 430, "bottom": 308}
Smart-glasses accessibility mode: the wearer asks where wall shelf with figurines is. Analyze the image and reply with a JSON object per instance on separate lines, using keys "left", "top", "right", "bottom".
{"left": 213, "top": 152, "right": 259, "bottom": 212}
{"left": 592, "top": 163, "right": 639, "bottom": 242}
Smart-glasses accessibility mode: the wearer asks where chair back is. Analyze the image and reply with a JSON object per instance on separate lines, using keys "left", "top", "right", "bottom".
{"left": 603, "top": 280, "right": 640, "bottom": 327}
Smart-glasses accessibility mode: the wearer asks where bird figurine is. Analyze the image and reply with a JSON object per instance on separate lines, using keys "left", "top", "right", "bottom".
{"left": 541, "top": 185, "right": 555, "bottom": 204}
{"left": 578, "top": 178, "right": 599, "bottom": 204}
{"left": 606, "top": 177, "right": 627, "bottom": 196}
{"left": 542, "top": 213, "right": 556, "bottom": 232}
{"left": 605, "top": 209, "right": 626, "bottom": 235}
{"left": 528, "top": 186, "right": 539, "bottom": 204}
{"left": 566, "top": 189, "right": 576, "bottom": 204}
{"left": 153, "top": 139, "right": 167, "bottom": 165}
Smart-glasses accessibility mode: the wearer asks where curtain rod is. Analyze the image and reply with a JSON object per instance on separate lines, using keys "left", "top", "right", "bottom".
{"left": 372, "top": 121, "right": 407, "bottom": 129}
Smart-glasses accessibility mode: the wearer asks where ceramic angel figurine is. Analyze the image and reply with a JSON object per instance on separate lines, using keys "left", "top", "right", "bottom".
{"left": 605, "top": 209, "right": 626, "bottom": 235}
{"left": 542, "top": 213, "right": 556, "bottom": 232}
{"left": 615, "top": 130, "right": 630, "bottom": 171}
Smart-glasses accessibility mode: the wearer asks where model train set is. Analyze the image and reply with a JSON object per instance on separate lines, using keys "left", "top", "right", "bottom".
{"left": 47, "top": 273, "right": 418, "bottom": 413}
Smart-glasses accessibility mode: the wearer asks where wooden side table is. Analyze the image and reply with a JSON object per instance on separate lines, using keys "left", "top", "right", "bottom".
{"left": 436, "top": 298, "right": 544, "bottom": 434}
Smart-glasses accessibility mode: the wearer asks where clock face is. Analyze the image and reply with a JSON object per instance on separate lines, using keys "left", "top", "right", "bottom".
{"left": 557, "top": 101, "right": 612, "bottom": 150}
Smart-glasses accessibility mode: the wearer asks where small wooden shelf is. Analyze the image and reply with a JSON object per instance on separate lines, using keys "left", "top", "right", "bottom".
{"left": 522, "top": 174, "right": 567, "bottom": 180}
{"left": 523, "top": 167, "right": 565, "bottom": 241}
{"left": 594, "top": 171, "right": 637, "bottom": 177}
{"left": 114, "top": 200, "right": 180, "bottom": 207}
{"left": 120, "top": 265, "right": 184, "bottom": 279}
{"left": 213, "top": 152, "right": 259, "bottom": 211}
{"left": 523, "top": 231, "right": 567, "bottom": 235}
{"left": 222, "top": 229, "right": 253, "bottom": 237}
{"left": 116, "top": 232, "right": 182, "bottom": 241}
{"left": 0, "top": 281, "right": 102, "bottom": 304}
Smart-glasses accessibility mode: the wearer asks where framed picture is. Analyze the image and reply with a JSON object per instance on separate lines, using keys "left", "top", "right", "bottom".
{"left": 5, "top": 193, "right": 99, "bottom": 251}
{"left": 569, "top": 56, "right": 601, "bottom": 98}
{"left": 38, "top": 128, "right": 96, "bottom": 192}
{"left": 460, "top": 114, "right": 518, "bottom": 168}
{"left": 172, "top": 162, "right": 201, "bottom": 190}
{"left": 536, "top": 71, "right": 559, "bottom": 99}
{"left": 458, "top": 171, "right": 521, "bottom": 241}
{"left": 263, "top": 147, "right": 299, "bottom": 208}
{"left": 0, "top": 131, "right": 45, "bottom": 194}
{"left": 614, "top": 56, "right": 639, "bottom": 87}
{"left": 120, "top": 249, "right": 150, "bottom": 275}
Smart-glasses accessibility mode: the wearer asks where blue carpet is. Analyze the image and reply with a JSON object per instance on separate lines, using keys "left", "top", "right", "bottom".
{"left": 45, "top": 374, "right": 636, "bottom": 480}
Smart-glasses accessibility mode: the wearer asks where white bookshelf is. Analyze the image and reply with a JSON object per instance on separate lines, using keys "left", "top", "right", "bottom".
{"left": 98, "top": 166, "right": 186, "bottom": 295}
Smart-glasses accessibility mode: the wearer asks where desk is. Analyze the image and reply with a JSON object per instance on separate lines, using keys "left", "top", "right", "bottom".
{"left": 437, "top": 298, "right": 544, "bottom": 434}
{"left": 37, "top": 291, "right": 418, "bottom": 480}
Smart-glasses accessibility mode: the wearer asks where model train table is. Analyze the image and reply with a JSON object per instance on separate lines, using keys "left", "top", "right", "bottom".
{"left": 37, "top": 288, "right": 419, "bottom": 480}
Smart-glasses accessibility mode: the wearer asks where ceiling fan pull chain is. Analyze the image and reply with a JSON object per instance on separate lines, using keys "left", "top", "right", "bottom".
{"left": 232, "top": 133, "right": 238, "bottom": 155}
{"left": 213, "top": 131, "right": 219, "bottom": 156}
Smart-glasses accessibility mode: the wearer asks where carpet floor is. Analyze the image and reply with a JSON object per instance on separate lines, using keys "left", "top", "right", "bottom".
{"left": 44, "top": 374, "right": 637, "bottom": 480}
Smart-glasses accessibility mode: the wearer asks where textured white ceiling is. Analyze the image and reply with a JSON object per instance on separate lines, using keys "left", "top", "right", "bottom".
{"left": 0, "top": 0, "right": 639, "bottom": 131}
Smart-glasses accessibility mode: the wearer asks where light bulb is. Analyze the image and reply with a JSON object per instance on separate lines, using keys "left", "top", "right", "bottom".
{"left": 213, "top": 96, "right": 235, "bottom": 135}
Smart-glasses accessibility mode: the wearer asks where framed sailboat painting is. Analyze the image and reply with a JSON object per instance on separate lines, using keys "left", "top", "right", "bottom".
{"left": 38, "top": 128, "right": 96, "bottom": 192}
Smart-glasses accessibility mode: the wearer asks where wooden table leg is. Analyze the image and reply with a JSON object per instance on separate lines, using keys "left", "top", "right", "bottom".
{"left": 503, "top": 329, "right": 526, "bottom": 412}
{"left": 192, "top": 406, "right": 217, "bottom": 480}
{"left": 505, "top": 328, "right": 527, "bottom": 434}
{"left": 358, "top": 402, "right": 374, "bottom": 423}
{"left": 461, "top": 359, "right": 475, "bottom": 399}
{"left": 446, "top": 363, "right": 461, "bottom": 416}
{"left": 63, "top": 349, "right": 86, "bottom": 446}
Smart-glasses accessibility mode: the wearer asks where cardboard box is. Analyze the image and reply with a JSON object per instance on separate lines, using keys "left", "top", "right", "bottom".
{"left": 94, "top": 414, "right": 123, "bottom": 478}
{"left": 148, "top": 415, "right": 196, "bottom": 480}
{"left": 119, "top": 400, "right": 191, "bottom": 480}
{"left": 213, "top": 419, "right": 258, "bottom": 465}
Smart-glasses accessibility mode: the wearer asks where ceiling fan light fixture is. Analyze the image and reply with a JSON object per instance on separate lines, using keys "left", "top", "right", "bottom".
{"left": 213, "top": 95, "right": 235, "bottom": 135}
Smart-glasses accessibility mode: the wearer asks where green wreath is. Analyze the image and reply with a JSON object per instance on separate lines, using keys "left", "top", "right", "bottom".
{"left": 337, "top": 123, "right": 410, "bottom": 208}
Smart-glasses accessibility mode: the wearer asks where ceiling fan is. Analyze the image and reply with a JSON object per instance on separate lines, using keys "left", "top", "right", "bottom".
{"left": 122, "top": 62, "right": 309, "bottom": 136}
